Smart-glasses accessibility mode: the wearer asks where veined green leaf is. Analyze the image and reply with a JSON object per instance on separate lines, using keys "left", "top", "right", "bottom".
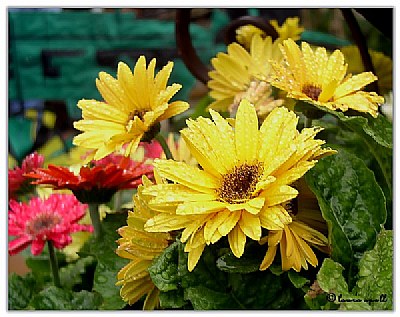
{"left": 80, "top": 213, "right": 129, "bottom": 310}
{"left": 354, "top": 230, "right": 393, "bottom": 310}
{"left": 29, "top": 286, "right": 102, "bottom": 310}
{"left": 184, "top": 286, "right": 238, "bottom": 310}
{"left": 306, "top": 149, "right": 386, "bottom": 285}
{"left": 148, "top": 240, "right": 180, "bottom": 292}
{"left": 8, "top": 273, "right": 38, "bottom": 310}
{"left": 158, "top": 289, "right": 188, "bottom": 309}
{"left": 316, "top": 258, "right": 370, "bottom": 310}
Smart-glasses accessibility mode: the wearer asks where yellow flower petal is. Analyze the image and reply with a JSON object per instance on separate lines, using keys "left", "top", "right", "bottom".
{"left": 157, "top": 100, "right": 189, "bottom": 121}
{"left": 334, "top": 72, "right": 378, "bottom": 99}
{"left": 259, "top": 205, "right": 292, "bottom": 230}
{"left": 259, "top": 244, "right": 278, "bottom": 271}
{"left": 218, "top": 211, "right": 241, "bottom": 236}
{"left": 228, "top": 224, "right": 246, "bottom": 258}
{"left": 187, "top": 243, "right": 206, "bottom": 272}
{"left": 145, "top": 213, "right": 193, "bottom": 232}
{"left": 261, "top": 184, "right": 298, "bottom": 207}
{"left": 154, "top": 159, "right": 219, "bottom": 193}
{"left": 235, "top": 99, "right": 259, "bottom": 164}
{"left": 238, "top": 212, "right": 261, "bottom": 241}
{"left": 176, "top": 201, "right": 227, "bottom": 215}
{"left": 203, "top": 210, "right": 231, "bottom": 244}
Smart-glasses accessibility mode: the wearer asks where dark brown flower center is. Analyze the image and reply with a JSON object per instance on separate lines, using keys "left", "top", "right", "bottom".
{"left": 283, "top": 198, "right": 298, "bottom": 216}
{"left": 218, "top": 163, "right": 263, "bottom": 204}
{"left": 26, "top": 213, "right": 61, "bottom": 235}
{"left": 302, "top": 84, "right": 322, "bottom": 101}
{"left": 128, "top": 109, "right": 147, "bottom": 121}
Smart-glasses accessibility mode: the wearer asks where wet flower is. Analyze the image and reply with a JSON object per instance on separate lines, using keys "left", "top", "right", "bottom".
{"left": 25, "top": 154, "right": 153, "bottom": 204}
{"left": 8, "top": 152, "right": 44, "bottom": 200}
{"left": 73, "top": 56, "right": 189, "bottom": 162}
{"left": 8, "top": 194, "right": 92, "bottom": 256}
{"left": 116, "top": 176, "right": 171, "bottom": 309}
{"left": 236, "top": 17, "right": 304, "bottom": 50}
{"left": 259, "top": 178, "right": 329, "bottom": 272}
{"left": 269, "top": 39, "right": 384, "bottom": 117}
{"left": 208, "top": 34, "right": 284, "bottom": 118}
{"left": 143, "top": 99, "right": 334, "bottom": 271}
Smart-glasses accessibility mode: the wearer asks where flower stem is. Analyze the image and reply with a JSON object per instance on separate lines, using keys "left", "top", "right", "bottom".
{"left": 304, "top": 116, "right": 313, "bottom": 128}
{"left": 155, "top": 133, "right": 174, "bottom": 160}
{"left": 89, "top": 203, "right": 102, "bottom": 239}
{"left": 113, "top": 191, "right": 121, "bottom": 211}
{"left": 47, "top": 240, "right": 61, "bottom": 288}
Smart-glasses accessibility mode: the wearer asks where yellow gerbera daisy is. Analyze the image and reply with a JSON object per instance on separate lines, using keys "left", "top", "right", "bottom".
{"left": 236, "top": 17, "right": 304, "bottom": 50}
{"left": 116, "top": 176, "right": 172, "bottom": 309}
{"left": 259, "top": 178, "right": 329, "bottom": 272}
{"left": 208, "top": 34, "right": 284, "bottom": 118}
{"left": 341, "top": 45, "right": 393, "bottom": 95}
{"left": 269, "top": 38, "right": 384, "bottom": 118}
{"left": 73, "top": 56, "right": 189, "bottom": 162}
{"left": 143, "top": 99, "right": 334, "bottom": 271}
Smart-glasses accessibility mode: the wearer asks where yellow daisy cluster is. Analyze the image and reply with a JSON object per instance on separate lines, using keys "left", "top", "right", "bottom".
{"left": 143, "top": 99, "right": 334, "bottom": 271}
{"left": 73, "top": 56, "right": 189, "bottom": 162}
{"left": 236, "top": 17, "right": 304, "bottom": 50}
{"left": 269, "top": 39, "right": 384, "bottom": 117}
{"left": 116, "top": 176, "right": 172, "bottom": 309}
{"left": 208, "top": 34, "right": 284, "bottom": 118}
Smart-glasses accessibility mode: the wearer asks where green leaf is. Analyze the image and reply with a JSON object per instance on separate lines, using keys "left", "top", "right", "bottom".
{"left": 316, "top": 258, "right": 370, "bottom": 310}
{"left": 8, "top": 273, "right": 38, "bottom": 310}
{"left": 354, "top": 230, "right": 393, "bottom": 310}
{"left": 216, "top": 250, "right": 262, "bottom": 274}
{"left": 59, "top": 256, "right": 96, "bottom": 290}
{"left": 80, "top": 213, "right": 129, "bottom": 310}
{"left": 314, "top": 115, "right": 392, "bottom": 229}
{"left": 158, "top": 289, "right": 188, "bottom": 309}
{"left": 296, "top": 101, "right": 392, "bottom": 149}
{"left": 148, "top": 241, "right": 180, "bottom": 292}
{"left": 269, "top": 263, "right": 285, "bottom": 276}
{"left": 29, "top": 286, "right": 102, "bottom": 310}
{"left": 288, "top": 270, "right": 310, "bottom": 289}
{"left": 229, "top": 271, "right": 294, "bottom": 309}
{"left": 298, "top": 101, "right": 393, "bottom": 210}
{"left": 184, "top": 286, "right": 238, "bottom": 310}
{"left": 177, "top": 240, "right": 228, "bottom": 291}
{"left": 306, "top": 149, "right": 386, "bottom": 284}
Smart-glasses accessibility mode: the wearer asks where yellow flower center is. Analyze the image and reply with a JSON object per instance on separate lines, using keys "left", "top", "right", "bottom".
{"left": 302, "top": 84, "right": 322, "bottom": 101}
{"left": 218, "top": 163, "right": 264, "bottom": 204}
{"left": 26, "top": 213, "right": 61, "bottom": 235}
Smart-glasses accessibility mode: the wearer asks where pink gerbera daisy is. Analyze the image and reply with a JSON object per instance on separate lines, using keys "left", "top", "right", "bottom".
{"left": 8, "top": 194, "right": 93, "bottom": 256}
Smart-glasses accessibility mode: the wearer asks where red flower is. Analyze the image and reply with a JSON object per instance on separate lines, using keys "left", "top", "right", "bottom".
{"left": 8, "top": 194, "right": 92, "bottom": 256}
{"left": 141, "top": 140, "right": 163, "bottom": 159}
{"left": 25, "top": 154, "right": 154, "bottom": 203}
{"left": 8, "top": 152, "right": 44, "bottom": 200}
